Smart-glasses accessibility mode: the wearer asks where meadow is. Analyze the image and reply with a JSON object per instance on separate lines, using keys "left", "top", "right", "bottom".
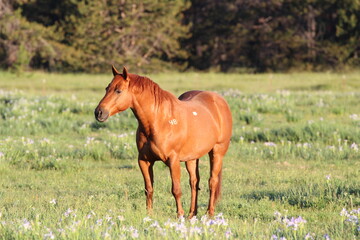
{"left": 0, "top": 70, "right": 359, "bottom": 239}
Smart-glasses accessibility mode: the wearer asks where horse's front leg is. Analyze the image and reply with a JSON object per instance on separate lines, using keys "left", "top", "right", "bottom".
{"left": 168, "top": 158, "right": 184, "bottom": 218}
{"left": 138, "top": 159, "right": 154, "bottom": 214}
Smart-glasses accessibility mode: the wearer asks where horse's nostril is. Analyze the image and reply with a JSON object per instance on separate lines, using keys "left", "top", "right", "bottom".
{"left": 94, "top": 108, "right": 102, "bottom": 119}
{"left": 95, "top": 107, "right": 108, "bottom": 122}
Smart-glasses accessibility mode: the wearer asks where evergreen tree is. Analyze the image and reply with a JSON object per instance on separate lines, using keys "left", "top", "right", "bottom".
{"left": 0, "top": 0, "right": 79, "bottom": 72}
{"left": 184, "top": 0, "right": 360, "bottom": 72}
{"left": 58, "top": 0, "right": 190, "bottom": 72}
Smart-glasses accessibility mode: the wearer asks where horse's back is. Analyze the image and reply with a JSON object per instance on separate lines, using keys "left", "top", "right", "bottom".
{"left": 180, "top": 91, "right": 231, "bottom": 120}
{"left": 178, "top": 90, "right": 203, "bottom": 101}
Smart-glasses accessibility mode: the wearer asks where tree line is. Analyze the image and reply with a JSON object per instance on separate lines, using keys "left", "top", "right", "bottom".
{"left": 1, "top": 0, "right": 359, "bottom": 73}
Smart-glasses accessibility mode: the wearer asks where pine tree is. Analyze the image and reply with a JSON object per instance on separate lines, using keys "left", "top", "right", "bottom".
{"left": 60, "top": 0, "right": 190, "bottom": 72}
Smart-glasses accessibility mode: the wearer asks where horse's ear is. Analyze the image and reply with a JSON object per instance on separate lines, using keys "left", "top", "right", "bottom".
{"left": 112, "top": 65, "right": 120, "bottom": 76}
{"left": 122, "top": 66, "right": 129, "bottom": 81}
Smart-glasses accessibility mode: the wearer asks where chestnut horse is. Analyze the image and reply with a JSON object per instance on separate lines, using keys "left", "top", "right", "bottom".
{"left": 95, "top": 66, "right": 232, "bottom": 218}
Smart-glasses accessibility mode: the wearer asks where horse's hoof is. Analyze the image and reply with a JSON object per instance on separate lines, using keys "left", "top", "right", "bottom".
{"left": 207, "top": 210, "right": 214, "bottom": 218}
{"left": 146, "top": 206, "right": 154, "bottom": 216}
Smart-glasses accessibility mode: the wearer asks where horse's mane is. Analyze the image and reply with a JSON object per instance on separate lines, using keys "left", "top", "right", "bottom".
{"left": 128, "top": 73, "right": 176, "bottom": 107}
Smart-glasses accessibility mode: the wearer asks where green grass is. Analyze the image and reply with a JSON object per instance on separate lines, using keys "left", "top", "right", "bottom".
{"left": 0, "top": 70, "right": 359, "bottom": 239}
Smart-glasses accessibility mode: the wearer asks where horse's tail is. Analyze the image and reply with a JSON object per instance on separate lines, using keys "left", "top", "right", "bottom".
{"left": 214, "top": 167, "right": 222, "bottom": 203}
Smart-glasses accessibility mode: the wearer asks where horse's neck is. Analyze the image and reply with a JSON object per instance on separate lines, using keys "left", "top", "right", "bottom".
{"left": 131, "top": 87, "right": 178, "bottom": 136}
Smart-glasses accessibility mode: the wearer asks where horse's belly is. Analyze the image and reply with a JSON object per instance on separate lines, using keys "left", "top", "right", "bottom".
{"left": 178, "top": 119, "right": 218, "bottom": 161}
{"left": 147, "top": 133, "right": 215, "bottom": 162}
{"left": 179, "top": 140, "right": 216, "bottom": 161}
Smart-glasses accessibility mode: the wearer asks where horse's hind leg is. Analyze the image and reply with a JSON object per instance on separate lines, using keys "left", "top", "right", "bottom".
{"left": 185, "top": 159, "right": 200, "bottom": 219}
{"left": 207, "top": 144, "right": 227, "bottom": 216}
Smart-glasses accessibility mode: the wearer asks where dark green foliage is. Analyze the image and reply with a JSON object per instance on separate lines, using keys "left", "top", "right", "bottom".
{"left": 0, "top": 0, "right": 189, "bottom": 72}
{"left": 185, "top": 0, "right": 360, "bottom": 72}
{"left": 1, "top": 0, "right": 360, "bottom": 72}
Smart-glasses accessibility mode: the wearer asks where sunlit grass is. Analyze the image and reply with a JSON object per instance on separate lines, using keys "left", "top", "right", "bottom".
{"left": 1, "top": 70, "right": 360, "bottom": 99}
{"left": 0, "top": 71, "right": 359, "bottom": 239}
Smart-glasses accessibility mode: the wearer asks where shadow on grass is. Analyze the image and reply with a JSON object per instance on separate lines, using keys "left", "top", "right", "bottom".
{"left": 288, "top": 84, "right": 331, "bottom": 91}
{"left": 241, "top": 183, "right": 360, "bottom": 209}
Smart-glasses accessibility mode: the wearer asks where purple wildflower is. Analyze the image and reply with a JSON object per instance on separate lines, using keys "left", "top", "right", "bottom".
{"left": 225, "top": 229, "right": 232, "bottom": 239}
{"left": 323, "top": 233, "right": 331, "bottom": 240}
{"left": 22, "top": 219, "right": 31, "bottom": 230}
{"left": 189, "top": 226, "right": 203, "bottom": 236}
{"left": 350, "top": 208, "right": 360, "bottom": 215}
{"left": 63, "top": 208, "right": 73, "bottom": 217}
{"left": 345, "top": 215, "right": 358, "bottom": 224}
{"left": 283, "top": 216, "right": 307, "bottom": 230}
{"left": 96, "top": 219, "right": 103, "bottom": 226}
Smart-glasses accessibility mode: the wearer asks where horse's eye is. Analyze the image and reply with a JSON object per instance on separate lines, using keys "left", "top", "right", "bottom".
{"left": 115, "top": 89, "right": 122, "bottom": 94}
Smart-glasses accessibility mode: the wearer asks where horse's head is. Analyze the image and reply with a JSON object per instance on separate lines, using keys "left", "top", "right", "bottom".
{"left": 95, "top": 66, "right": 133, "bottom": 122}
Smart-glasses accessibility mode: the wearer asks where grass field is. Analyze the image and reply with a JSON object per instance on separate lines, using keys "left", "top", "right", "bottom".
{"left": 0, "top": 70, "right": 359, "bottom": 239}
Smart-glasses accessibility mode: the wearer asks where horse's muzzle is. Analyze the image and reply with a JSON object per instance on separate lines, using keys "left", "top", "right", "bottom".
{"left": 94, "top": 107, "right": 109, "bottom": 122}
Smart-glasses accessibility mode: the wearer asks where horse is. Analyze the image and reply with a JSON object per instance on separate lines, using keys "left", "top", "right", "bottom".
{"left": 94, "top": 66, "right": 232, "bottom": 218}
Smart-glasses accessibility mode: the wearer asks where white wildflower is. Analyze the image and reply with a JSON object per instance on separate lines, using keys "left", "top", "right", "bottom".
{"left": 44, "top": 229, "right": 55, "bottom": 239}
{"left": 350, "top": 143, "right": 358, "bottom": 152}
{"left": 143, "top": 216, "right": 152, "bottom": 223}
{"left": 189, "top": 216, "right": 198, "bottom": 225}
{"left": 264, "top": 142, "right": 277, "bottom": 147}
{"left": 349, "top": 114, "right": 358, "bottom": 120}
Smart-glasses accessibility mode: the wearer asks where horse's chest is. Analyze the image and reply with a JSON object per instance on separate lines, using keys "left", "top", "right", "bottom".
{"left": 147, "top": 135, "right": 180, "bottom": 161}
{"left": 148, "top": 141, "right": 166, "bottom": 160}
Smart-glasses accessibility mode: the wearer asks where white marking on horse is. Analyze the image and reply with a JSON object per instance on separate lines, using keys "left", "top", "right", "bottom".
{"left": 169, "top": 119, "right": 178, "bottom": 125}
{"left": 193, "top": 112, "right": 198, "bottom": 116}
